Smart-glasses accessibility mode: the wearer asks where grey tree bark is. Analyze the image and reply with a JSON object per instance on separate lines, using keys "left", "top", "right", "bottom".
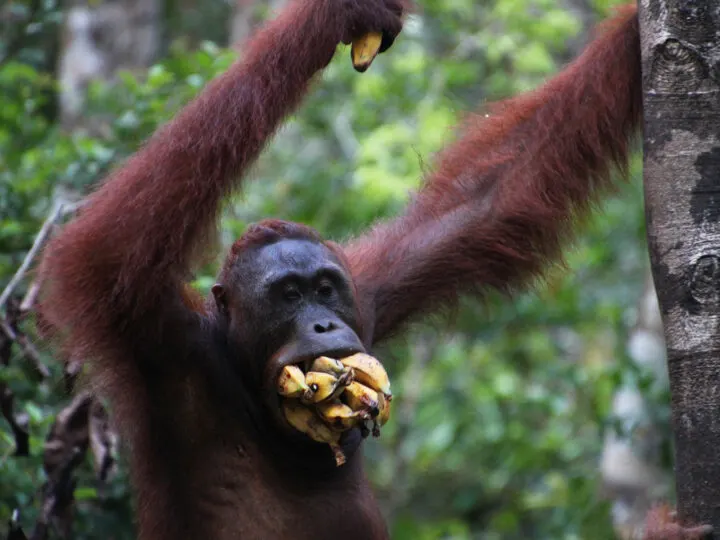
{"left": 58, "top": 0, "right": 161, "bottom": 131}
{"left": 639, "top": 0, "right": 720, "bottom": 530}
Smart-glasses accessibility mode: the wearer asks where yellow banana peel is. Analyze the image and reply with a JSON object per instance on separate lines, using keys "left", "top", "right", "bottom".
{"left": 351, "top": 31, "right": 384, "bottom": 73}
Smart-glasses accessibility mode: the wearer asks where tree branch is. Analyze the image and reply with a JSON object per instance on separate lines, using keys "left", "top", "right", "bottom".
{"left": 0, "top": 201, "right": 69, "bottom": 312}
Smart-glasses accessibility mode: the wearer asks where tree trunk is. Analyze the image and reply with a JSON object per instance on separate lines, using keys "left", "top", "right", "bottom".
{"left": 58, "top": 0, "right": 161, "bottom": 131}
{"left": 639, "top": 0, "right": 720, "bottom": 531}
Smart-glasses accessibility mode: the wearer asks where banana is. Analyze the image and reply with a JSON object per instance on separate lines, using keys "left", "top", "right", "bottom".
{"left": 344, "top": 381, "right": 380, "bottom": 418}
{"left": 369, "top": 392, "right": 391, "bottom": 437}
{"left": 303, "top": 371, "right": 339, "bottom": 402}
{"left": 351, "top": 31, "right": 383, "bottom": 73}
{"left": 376, "top": 392, "right": 391, "bottom": 427}
{"left": 303, "top": 370, "right": 352, "bottom": 403}
{"left": 316, "top": 400, "right": 369, "bottom": 431}
{"left": 282, "top": 400, "right": 346, "bottom": 466}
{"left": 277, "top": 365, "right": 311, "bottom": 399}
{"left": 310, "top": 356, "right": 351, "bottom": 378}
{"left": 339, "top": 353, "right": 392, "bottom": 398}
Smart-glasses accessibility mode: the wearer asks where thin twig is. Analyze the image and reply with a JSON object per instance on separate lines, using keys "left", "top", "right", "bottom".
{"left": 31, "top": 446, "right": 85, "bottom": 540}
{"left": 0, "top": 317, "right": 17, "bottom": 341}
{"left": 0, "top": 196, "right": 83, "bottom": 314}
{"left": 0, "top": 384, "right": 30, "bottom": 456}
{"left": 61, "top": 199, "right": 86, "bottom": 216}
{"left": 0, "top": 317, "right": 50, "bottom": 378}
{"left": 7, "top": 508, "right": 29, "bottom": 540}
{"left": 16, "top": 332, "right": 49, "bottom": 378}
{"left": 19, "top": 279, "right": 42, "bottom": 314}
{"left": 0, "top": 201, "right": 66, "bottom": 312}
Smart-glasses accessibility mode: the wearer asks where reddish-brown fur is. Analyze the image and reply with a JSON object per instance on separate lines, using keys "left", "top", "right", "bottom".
{"left": 345, "top": 5, "right": 642, "bottom": 343}
{"left": 37, "top": 1, "right": 684, "bottom": 539}
{"left": 644, "top": 505, "right": 713, "bottom": 539}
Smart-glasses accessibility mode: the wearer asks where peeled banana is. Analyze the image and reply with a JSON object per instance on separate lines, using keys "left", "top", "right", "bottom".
{"left": 351, "top": 31, "right": 383, "bottom": 73}
{"left": 277, "top": 365, "right": 311, "bottom": 399}
{"left": 339, "top": 353, "right": 392, "bottom": 398}
{"left": 282, "top": 400, "right": 346, "bottom": 466}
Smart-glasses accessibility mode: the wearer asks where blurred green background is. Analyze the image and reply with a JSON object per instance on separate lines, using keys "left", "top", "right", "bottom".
{"left": 0, "top": 0, "right": 667, "bottom": 539}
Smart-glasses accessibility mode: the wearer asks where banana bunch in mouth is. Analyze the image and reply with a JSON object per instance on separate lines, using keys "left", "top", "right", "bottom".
{"left": 277, "top": 353, "right": 392, "bottom": 467}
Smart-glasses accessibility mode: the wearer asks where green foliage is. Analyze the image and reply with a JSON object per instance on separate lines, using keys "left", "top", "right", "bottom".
{"left": 0, "top": 0, "right": 62, "bottom": 70}
{"left": 1, "top": 1, "right": 661, "bottom": 539}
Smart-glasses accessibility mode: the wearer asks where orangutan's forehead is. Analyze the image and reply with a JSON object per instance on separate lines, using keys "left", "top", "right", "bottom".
{"left": 242, "top": 239, "right": 342, "bottom": 278}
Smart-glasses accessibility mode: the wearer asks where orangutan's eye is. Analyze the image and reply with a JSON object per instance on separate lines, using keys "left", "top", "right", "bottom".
{"left": 317, "top": 282, "right": 334, "bottom": 298}
{"left": 283, "top": 285, "right": 301, "bottom": 302}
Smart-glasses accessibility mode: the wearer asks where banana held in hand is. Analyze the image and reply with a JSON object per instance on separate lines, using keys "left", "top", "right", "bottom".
{"left": 277, "top": 365, "right": 311, "bottom": 399}
{"left": 316, "top": 400, "right": 369, "bottom": 431}
{"left": 344, "top": 381, "right": 380, "bottom": 417}
{"left": 339, "top": 353, "right": 392, "bottom": 398}
{"left": 303, "top": 370, "right": 352, "bottom": 403}
{"left": 351, "top": 31, "right": 383, "bottom": 73}
{"left": 282, "top": 400, "right": 346, "bottom": 466}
